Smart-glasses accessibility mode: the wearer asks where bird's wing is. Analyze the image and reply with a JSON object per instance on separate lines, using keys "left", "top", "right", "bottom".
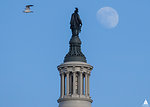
{"left": 26, "top": 5, "right": 34, "bottom": 7}
{"left": 26, "top": 5, "right": 33, "bottom": 10}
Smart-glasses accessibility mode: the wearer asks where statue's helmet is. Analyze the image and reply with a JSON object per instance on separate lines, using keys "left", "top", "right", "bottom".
{"left": 75, "top": 7, "right": 78, "bottom": 13}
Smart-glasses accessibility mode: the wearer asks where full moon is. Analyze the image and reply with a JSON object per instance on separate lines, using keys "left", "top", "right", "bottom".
{"left": 96, "top": 7, "right": 119, "bottom": 28}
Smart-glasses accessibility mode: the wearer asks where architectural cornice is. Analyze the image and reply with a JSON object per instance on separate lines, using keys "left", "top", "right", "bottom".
{"left": 57, "top": 97, "right": 93, "bottom": 103}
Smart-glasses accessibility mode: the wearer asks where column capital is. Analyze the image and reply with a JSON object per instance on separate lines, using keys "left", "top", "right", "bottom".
{"left": 85, "top": 73, "right": 88, "bottom": 76}
{"left": 79, "top": 71, "right": 83, "bottom": 74}
{"left": 72, "top": 71, "right": 78, "bottom": 74}
{"left": 60, "top": 72, "right": 65, "bottom": 75}
{"left": 66, "top": 71, "right": 70, "bottom": 74}
{"left": 72, "top": 66, "right": 75, "bottom": 71}
{"left": 64, "top": 67, "right": 68, "bottom": 71}
{"left": 86, "top": 72, "right": 90, "bottom": 75}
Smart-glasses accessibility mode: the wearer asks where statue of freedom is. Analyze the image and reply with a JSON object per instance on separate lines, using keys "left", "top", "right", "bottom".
{"left": 70, "top": 8, "right": 82, "bottom": 36}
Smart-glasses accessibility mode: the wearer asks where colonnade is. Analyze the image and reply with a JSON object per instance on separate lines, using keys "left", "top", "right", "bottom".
{"left": 60, "top": 71, "right": 90, "bottom": 98}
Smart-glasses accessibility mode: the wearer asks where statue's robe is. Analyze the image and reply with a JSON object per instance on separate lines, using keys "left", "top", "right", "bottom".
{"left": 70, "top": 13, "right": 82, "bottom": 30}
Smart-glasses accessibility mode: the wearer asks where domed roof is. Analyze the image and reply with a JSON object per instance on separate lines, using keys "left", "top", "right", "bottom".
{"left": 64, "top": 35, "right": 86, "bottom": 63}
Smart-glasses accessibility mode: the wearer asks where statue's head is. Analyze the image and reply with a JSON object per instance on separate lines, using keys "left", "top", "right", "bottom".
{"left": 75, "top": 8, "right": 78, "bottom": 13}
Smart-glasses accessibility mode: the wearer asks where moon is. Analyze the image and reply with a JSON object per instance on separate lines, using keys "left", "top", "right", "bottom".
{"left": 96, "top": 7, "right": 119, "bottom": 28}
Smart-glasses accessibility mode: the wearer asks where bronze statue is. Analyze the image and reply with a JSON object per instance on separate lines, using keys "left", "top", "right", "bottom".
{"left": 70, "top": 8, "right": 82, "bottom": 36}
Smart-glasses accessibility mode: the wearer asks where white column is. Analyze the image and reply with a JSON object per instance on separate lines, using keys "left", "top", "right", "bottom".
{"left": 85, "top": 73, "right": 88, "bottom": 96}
{"left": 73, "top": 72, "right": 76, "bottom": 94}
{"left": 61, "top": 73, "right": 64, "bottom": 97}
{"left": 66, "top": 72, "right": 70, "bottom": 95}
{"left": 87, "top": 74, "right": 90, "bottom": 96}
{"left": 79, "top": 72, "right": 83, "bottom": 95}
{"left": 69, "top": 73, "right": 72, "bottom": 94}
{"left": 82, "top": 75, "right": 84, "bottom": 95}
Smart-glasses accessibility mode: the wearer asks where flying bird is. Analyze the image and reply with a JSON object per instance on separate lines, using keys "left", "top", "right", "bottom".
{"left": 23, "top": 5, "right": 34, "bottom": 13}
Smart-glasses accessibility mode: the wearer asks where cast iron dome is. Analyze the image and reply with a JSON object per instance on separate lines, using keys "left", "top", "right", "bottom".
{"left": 64, "top": 35, "right": 86, "bottom": 62}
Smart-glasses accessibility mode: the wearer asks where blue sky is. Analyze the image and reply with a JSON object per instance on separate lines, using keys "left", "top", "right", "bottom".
{"left": 0, "top": 0, "right": 150, "bottom": 107}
